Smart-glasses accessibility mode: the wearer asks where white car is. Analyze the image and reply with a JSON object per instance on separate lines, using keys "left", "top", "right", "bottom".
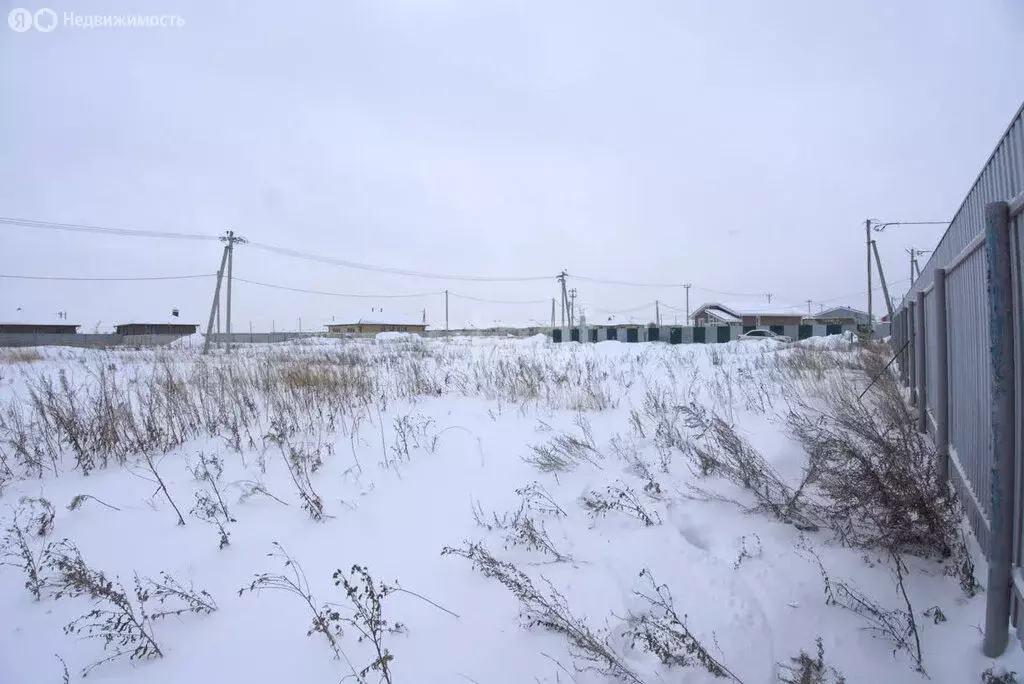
{"left": 738, "top": 328, "right": 793, "bottom": 343}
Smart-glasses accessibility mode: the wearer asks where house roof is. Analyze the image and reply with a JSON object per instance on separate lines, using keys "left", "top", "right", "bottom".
{"left": 815, "top": 306, "right": 868, "bottom": 317}
{"left": 0, "top": 308, "right": 78, "bottom": 326}
{"left": 0, "top": 322, "right": 80, "bottom": 328}
{"left": 327, "top": 318, "right": 427, "bottom": 327}
{"left": 693, "top": 302, "right": 807, "bottom": 319}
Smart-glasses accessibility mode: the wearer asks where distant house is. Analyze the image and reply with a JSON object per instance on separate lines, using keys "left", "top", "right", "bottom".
{"left": 325, "top": 319, "right": 427, "bottom": 334}
{"left": 691, "top": 302, "right": 805, "bottom": 327}
{"left": 806, "top": 306, "right": 872, "bottom": 326}
{"left": 115, "top": 323, "right": 198, "bottom": 336}
{"left": 0, "top": 323, "right": 79, "bottom": 334}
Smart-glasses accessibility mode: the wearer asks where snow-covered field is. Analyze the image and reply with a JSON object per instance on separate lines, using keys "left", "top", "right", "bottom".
{"left": 0, "top": 335, "right": 1019, "bottom": 684}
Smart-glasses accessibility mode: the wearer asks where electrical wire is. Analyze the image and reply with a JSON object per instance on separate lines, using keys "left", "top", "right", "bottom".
{"left": 590, "top": 302, "right": 656, "bottom": 315}
{"left": 812, "top": 278, "right": 912, "bottom": 306}
{"left": 245, "top": 241, "right": 553, "bottom": 282}
{"left": 570, "top": 274, "right": 770, "bottom": 299}
{"left": 0, "top": 273, "right": 216, "bottom": 281}
{"left": 447, "top": 292, "right": 550, "bottom": 305}
{"left": 0, "top": 216, "right": 219, "bottom": 241}
{"left": 232, "top": 276, "right": 438, "bottom": 299}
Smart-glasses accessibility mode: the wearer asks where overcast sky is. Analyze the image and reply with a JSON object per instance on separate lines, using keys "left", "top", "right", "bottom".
{"left": 1, "top": 0, "right": 1022, "bottom": 331}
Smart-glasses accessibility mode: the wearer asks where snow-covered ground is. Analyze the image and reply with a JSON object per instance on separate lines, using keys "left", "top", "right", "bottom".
{"left": 0, "top": 334, "right": 1019, "bottom": 684}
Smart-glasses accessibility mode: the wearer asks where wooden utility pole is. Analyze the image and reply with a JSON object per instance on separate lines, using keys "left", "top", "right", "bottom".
{"left": 551, "top": 298, "right": 556, "bottom": 329}
{"left": 866, "top": 219, "right": 873, "bottom": 327}
{"left": 202, "top": 244, "right": 230, "bottom": 355}
{"left": 683, "top": 283, "right": 691, "bottom": 324}
{"left": 655, "top": 300, "right": 660, "bottom": 327}
{"left": 220, "top": 230, "right": 246, "bottom": 351}
{"left": 557, "top": 271, "right": 569, "bottom": 327}
{"left": 871, "top": 240, "right": 894, "bottom": 321}
{"left": 568, "top": 288, "right": 578, "bottom": 326}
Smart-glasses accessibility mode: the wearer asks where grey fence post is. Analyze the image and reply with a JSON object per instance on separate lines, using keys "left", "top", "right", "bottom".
{"left": 934, "top": 268, "right": 950, "bottom": 484}
{"left": 905, "top": 308, "right": 911, "bottom": 386}
{"left": 916, "top": 290, "right": 927, "bottom": 431}
{"left": 983, "top": 200, "right": 1016, "bottom": 657}
{"left": 908, "top": 300, "right": 917, "bottom": 404}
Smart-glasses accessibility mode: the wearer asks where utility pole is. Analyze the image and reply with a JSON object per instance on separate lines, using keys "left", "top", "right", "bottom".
{"left": 655, "top": 300, "right": 660, "bottom": 327}
{"left": 220, "top": 230, "right": 245, "bottom": 350}
{"left": 866, "top": 219, "right": 873, "bottom": 327}
{"left": 906, "top": 248, "right": 929, "bottom": 285}
{"left": 683, "top": 283, "right": 691, "bottom": 324}
{"left": 557, "top": 271, "right": 568, "bottom": 327}
{"left": 568, "top": 288, "right": 578, "bottom": 326}
{"left": 202, "top": 243, "right": 230, "bottom": 354}
{"left": 871, "top": 240, "right": 894, "bottom": 321}
{"left": 445, "top": 290, "right": 449, "bottom": 336}
{"left": 765, "top": 293, "right": 774, "bottom": 303}
{"left": 868, "top": 219, "right": 948, "bottom": 318}
{"left": 551, "top": 298, "right": 556, "bottom": 329}
{"left": 806, "top": 299, "right": 812, "bottom": 317}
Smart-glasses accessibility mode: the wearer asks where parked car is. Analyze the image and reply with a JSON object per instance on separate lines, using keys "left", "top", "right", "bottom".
{"left": 738, "top": 328, "right": 793, "bottom": 343}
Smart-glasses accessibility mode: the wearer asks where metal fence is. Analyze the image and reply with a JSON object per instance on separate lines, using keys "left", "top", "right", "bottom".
{"left": 551, "top": 323, "right": 857, "bottom": 344}
{"left": 890, "top": 101, "right": 1024, "bottom": 656}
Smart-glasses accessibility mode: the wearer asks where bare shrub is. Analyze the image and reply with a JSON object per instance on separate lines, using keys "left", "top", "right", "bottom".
{"left": 266, "top": 422, "right": 327, "bottom": 521}
{"left": 235, "top": 478, "right": 289, "bottom": 507}
{"left": 243, "top": 543, "right": 445, "bottom": 682}
{"left": 805, "top": 543, "right": 924, "bottom": 675}
{"left": 333, "top": 564, "right": 406, "bottom": 684}
{"left": 785, "top": 348, "right": 961, "bottom": 560}
{"left": 471, "top": 499, "right": 573, "bottom": 563}
{"left": 240, "top": 542, "right": 350, "bottom": 664}
{"left": 19, "top": 496, "right": 56, "bottom": 536}
{"left": 0, "top": 348, "right": 45, "bottom": 364}
{"left": 581, "top": 481, "right": 661, "bottom": 527}
{"left": 443, "top": 542, "right": 642, "bottom": 683}
{"left": 47, "top": 540, "right": 216, "bottom": 676}
{"left": 609, "top": 435, "right": 663, "bottom": 498}
{"left": 514, "top": 482, "right": 567, "bottom": 519}
{"left": 982, "top": 667, "right": 1020, "bottom": 684}
{"left": 524, "top": 416, "right": 603, "bottom": 472}
{"left": 134, "top": 451, "right": 186, "bottom": 526}
{"left": 55, "top": 653, "right": 70, "bottom": 684}
{"left": 777, "top": 637, "right": 846, "bottom": 684}
{"left": 678, "top": 403, "right": 819, "bottom": 532}
{"left": 627, "top": 569, "right": 742, "bottom": 681}
{"left": 1, "top": 506, "right": 53, "bottom": 600}
{"left": 733, "top": 533, "right": 762, "bottom": 570}
{"left": 189, "top": 452, "right": 235, "bottom": 549}
{"left": 67, "top": 494, "right": 121, "bottom": 512}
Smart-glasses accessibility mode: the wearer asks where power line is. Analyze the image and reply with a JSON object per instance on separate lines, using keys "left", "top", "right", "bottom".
{"left": 0, "top": 273, "right": 216, "bottom": 282}
{"left": 245, "top": 241, "right": 552, "bottom": 282}
{"left": 569, "top": 274, "right": 684, "bottom": 288}
{"left": 0, "top": 216, "right": 219, "bottom": 241}
{"left": 232, "top": 276, "right": 438, "bottom": 299}
{"left": 570, "top": 274, "right": 768, "bottom": 299}
{"left": 591, "top": 302, "right": 655, "bottom": 315}
{"left": 813, "top": 278, "right": 912, "bottom": 306}
{"left": 448, "top": 292, "right": 550, "bottom": 305}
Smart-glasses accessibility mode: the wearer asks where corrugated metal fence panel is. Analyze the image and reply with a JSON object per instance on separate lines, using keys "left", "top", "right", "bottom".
{"left": 945, "top": 243, "right": 992, "bottom": 546}
{"left": 924, "top": 288, "right": 938, "bottom": 414}
{"left": 903, "top": 104, "right": 1024, "bottom": 307}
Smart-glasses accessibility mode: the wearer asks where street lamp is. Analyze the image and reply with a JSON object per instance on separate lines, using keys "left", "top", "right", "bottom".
{"left": 865, "top": 219, "right": 949, "bottom": 323}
